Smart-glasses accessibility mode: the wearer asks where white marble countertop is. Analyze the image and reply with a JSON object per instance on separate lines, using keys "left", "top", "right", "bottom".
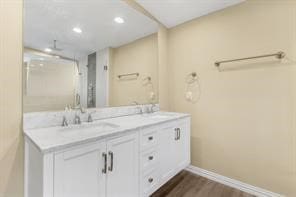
{"left": 24, "top": 111, "right": 190, "bottom": 153}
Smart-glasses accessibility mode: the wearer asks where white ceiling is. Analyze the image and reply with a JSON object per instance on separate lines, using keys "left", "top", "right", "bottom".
{"left": 136, "top": 0, "right": 245, "bottom": 28}
{"left": 24, "top": 0, "right": 159, "bottom": 59}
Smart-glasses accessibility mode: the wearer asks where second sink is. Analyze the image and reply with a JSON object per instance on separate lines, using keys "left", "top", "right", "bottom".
{"left": 59, "top": 121, "right": 119, "bottom": 136}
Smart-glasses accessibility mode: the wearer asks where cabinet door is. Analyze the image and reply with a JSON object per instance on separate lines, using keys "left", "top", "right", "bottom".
{"left": 106, "top": 133, "right": 139, "bottom": 197}
{"left": 54, "top": 142, "right": 106, "bottom": 197}
{"left": 158, "top": 124, "right": 176, "bottom": 182}
{"left": 174, "top": 119, "right": 191, "bottom": 169}
{"left": 159, "top": 118, "right": 191, "bottom": 183}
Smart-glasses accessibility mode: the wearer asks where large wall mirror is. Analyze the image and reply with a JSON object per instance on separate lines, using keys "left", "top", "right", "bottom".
{"left": 23, "top": 0, "right": 159, "bottom": 112}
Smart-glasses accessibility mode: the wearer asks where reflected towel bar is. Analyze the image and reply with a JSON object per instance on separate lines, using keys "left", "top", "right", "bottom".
{"left": 117, "top": 72, "right": 139, "bottom": 79}
{"left": 215, "top": 51, "right": 285, "bottom": 67}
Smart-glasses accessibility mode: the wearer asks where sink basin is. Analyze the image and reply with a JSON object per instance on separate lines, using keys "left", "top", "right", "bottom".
{"left": 142, "top": 112, "right": 175, "bottom": 119}
{"left": 59, "top": 122, "right": 119, "bottom": 136}
{"left": 147, "top": 115, "right": 170, "bottom": 119}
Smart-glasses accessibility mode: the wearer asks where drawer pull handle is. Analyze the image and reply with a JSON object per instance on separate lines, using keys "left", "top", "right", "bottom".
{"left": 148, "top": 156, "right": 154, "bottom": 160}
{"left": 108, "top": 151, "right": 114, "bottom": 172}
{"left": 174, "top": 128, "right": 178, "bottom": 140}
{"left": 102, "top": 153, "right": 107, "bottom": 174}
{"left": 148, "top": 136, "right": 153, "bottom": 141}
{"left": 148, "top": 178, "right": 153, "bottom": 183}
{"left": 175, "top": 128, "right": 181, "bottom": 140}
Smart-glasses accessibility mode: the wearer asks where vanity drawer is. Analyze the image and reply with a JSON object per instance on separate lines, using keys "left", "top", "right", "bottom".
{"left": 141, "top": 169, "right": 160, "bottom": 197}
{"left": 140, "top": 148, "right": 158, "bottom": 172}
{"left": 140, "top": 129, "right": 158, "bottom": 151}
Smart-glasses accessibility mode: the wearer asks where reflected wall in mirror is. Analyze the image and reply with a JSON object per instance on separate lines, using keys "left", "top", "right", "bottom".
{"left": 24, "top": 0, "right": 159, "bottom": 112}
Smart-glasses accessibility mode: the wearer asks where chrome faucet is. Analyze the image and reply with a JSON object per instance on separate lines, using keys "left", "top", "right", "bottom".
{"left": 87, "top": 111, "right": 95, "bottom": 122}
{"left": 74, "top": 114, "right": 81, "bottom": 124}
{"left": 131, "top": 101, "right": 143, "bottom": 114}
{"left": 62, "top": 116, "right": 68, "bottom": 127}
{"left": 146, "top": 104, "right": 157, "bottom": 113}
{"left": 149, "top": 103, "right": 157, "bottom": 113}
{"left": 136, "top": 106, "right": 143, "bottom": 114}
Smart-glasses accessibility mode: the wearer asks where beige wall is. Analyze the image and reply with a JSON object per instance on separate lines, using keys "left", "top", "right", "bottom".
{"left": 157, "top": 26, "right": 169, "bottom": 110}
{"left": 167, "top": 0, "right": 296, "bottom": 196}
{"left": 0, "top": 0, "right": 23, "bottom": 197}
{"left": 109, "top": 34, "right": 158, "bottom": 106}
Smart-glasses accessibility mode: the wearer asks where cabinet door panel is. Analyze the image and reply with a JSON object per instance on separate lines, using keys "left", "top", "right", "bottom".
{"left": 159, "top": 126, "right": 176, "bottom": 181}
{"left": 106, "top": 133, "right": 139, "bottom": 197}
{"left": 159, "top": 118, "right": 191, "bottom": 184}
{"left": 174, "top": 119, "right": 191, "bottom": 169}
{"left": 54, "top": 142, "right": 106, "bottom": 197}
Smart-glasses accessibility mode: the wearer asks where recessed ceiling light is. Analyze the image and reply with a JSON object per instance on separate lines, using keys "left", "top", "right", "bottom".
{"left": 39, "top": 63, "right": 44, "bottom": 67}
{"left": 45, "top": 48, "right": 52, "bottom": 52}
{"left": 54, "top": 55, "right": 60, "bottom": 59}
{"left": 114, "top": 17, "right": 124, "bottom": 24}
{"left": 73, "top": 27, "right": 82, "bottom": 33}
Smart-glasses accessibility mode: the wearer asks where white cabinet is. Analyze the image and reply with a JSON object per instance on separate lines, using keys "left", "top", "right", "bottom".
{"left": 173, "top": 120, "right": 190, "bottom": 170}
{"left": 159, "top": 125, "right": 177, "bottom": 182}
{"left": 106, "top": 133, "right": 139, "bottom": 197}
{"left": 140, "top": 118, "right": 191, "bottom": 197}
{"left": 25, "top": 116, "right": 190, "bottom": 197}
{"left": 52, "top": 132, "right": 138, "bottom": 197}
{"left": 54, "top": 143, "right": 106, "bottom": 197}
{"left": 158, "top": 119, "right": 191, "bottom": 186}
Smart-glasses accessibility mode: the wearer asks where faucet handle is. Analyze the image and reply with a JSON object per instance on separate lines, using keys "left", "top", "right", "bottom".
{"left": 74, "top": 114, "right": 81, "bottom": 124}
{"left": 88, "top": 113, "right": 94, "bottom": 122}
{"left": 136, "top": 106, "right": 143, "bottom": 114}
{"left": 150, "top": 103, "right": 157, "bottom": 113}
{"left": 88, "top": 115, "right": 93, "bottom": 122}
{"left": 62, "top": 116, "right": 68, "bottom": 127}
{"left": 87, "top": 110, "right": 97, "bottom": 122}
{"left": 145, "top": 105, "right": 151, "bottom": 113}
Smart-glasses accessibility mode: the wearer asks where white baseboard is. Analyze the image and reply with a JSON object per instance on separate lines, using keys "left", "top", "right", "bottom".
{"left": 186, "top": 165, "right": 284, "bottom": 197}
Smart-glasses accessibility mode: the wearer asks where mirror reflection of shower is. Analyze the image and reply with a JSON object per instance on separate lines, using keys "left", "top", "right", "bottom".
{"left": 23, "top": 48, "right": 79, "bottom": 112}
{"left": 87, "top": 53, "right": 96, "bottom": 108}
{"left": 87, "top": 83, "right": 95, "bottom": 107}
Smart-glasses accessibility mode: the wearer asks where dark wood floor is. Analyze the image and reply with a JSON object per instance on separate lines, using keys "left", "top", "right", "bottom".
{"left": 151, "top": 171, "right": 255, "bottom": 197}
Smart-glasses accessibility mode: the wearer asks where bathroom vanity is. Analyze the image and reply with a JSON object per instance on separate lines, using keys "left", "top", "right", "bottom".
{"left": 24, "top": 108, "right": 190, "bottom": 197}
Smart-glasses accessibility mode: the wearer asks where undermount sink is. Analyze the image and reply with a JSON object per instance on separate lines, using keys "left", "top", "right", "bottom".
{"left": 148, "top": 115, "right": 170, "bottom": 119}
{"left": 142, "top": 112, "right": 175, "bottom": 119}
{"left": 58, "top": 122, "right": 119, "bottom": 135}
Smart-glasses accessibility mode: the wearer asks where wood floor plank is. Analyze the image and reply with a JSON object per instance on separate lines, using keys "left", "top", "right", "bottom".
{"left": 168, "top": 173, "right": 199, "bottom": 197}
{"left": 182, "top": 173, "right": 209, "bottom": 197}
{"left": 208, "top": 182, "right": 227, "bottom": 197}
{"left": 151, "top": 171, "right": 256, "bottom": 197}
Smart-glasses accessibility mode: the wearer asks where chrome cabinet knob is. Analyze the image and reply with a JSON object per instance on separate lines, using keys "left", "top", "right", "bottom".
{"left": 148, "top": 178, "right": 153, "bottom": 183}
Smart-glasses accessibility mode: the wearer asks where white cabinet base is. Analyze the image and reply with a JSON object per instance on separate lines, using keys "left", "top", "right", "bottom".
{"left": 25, "top": 116, "right": 190, "bottom": 197}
